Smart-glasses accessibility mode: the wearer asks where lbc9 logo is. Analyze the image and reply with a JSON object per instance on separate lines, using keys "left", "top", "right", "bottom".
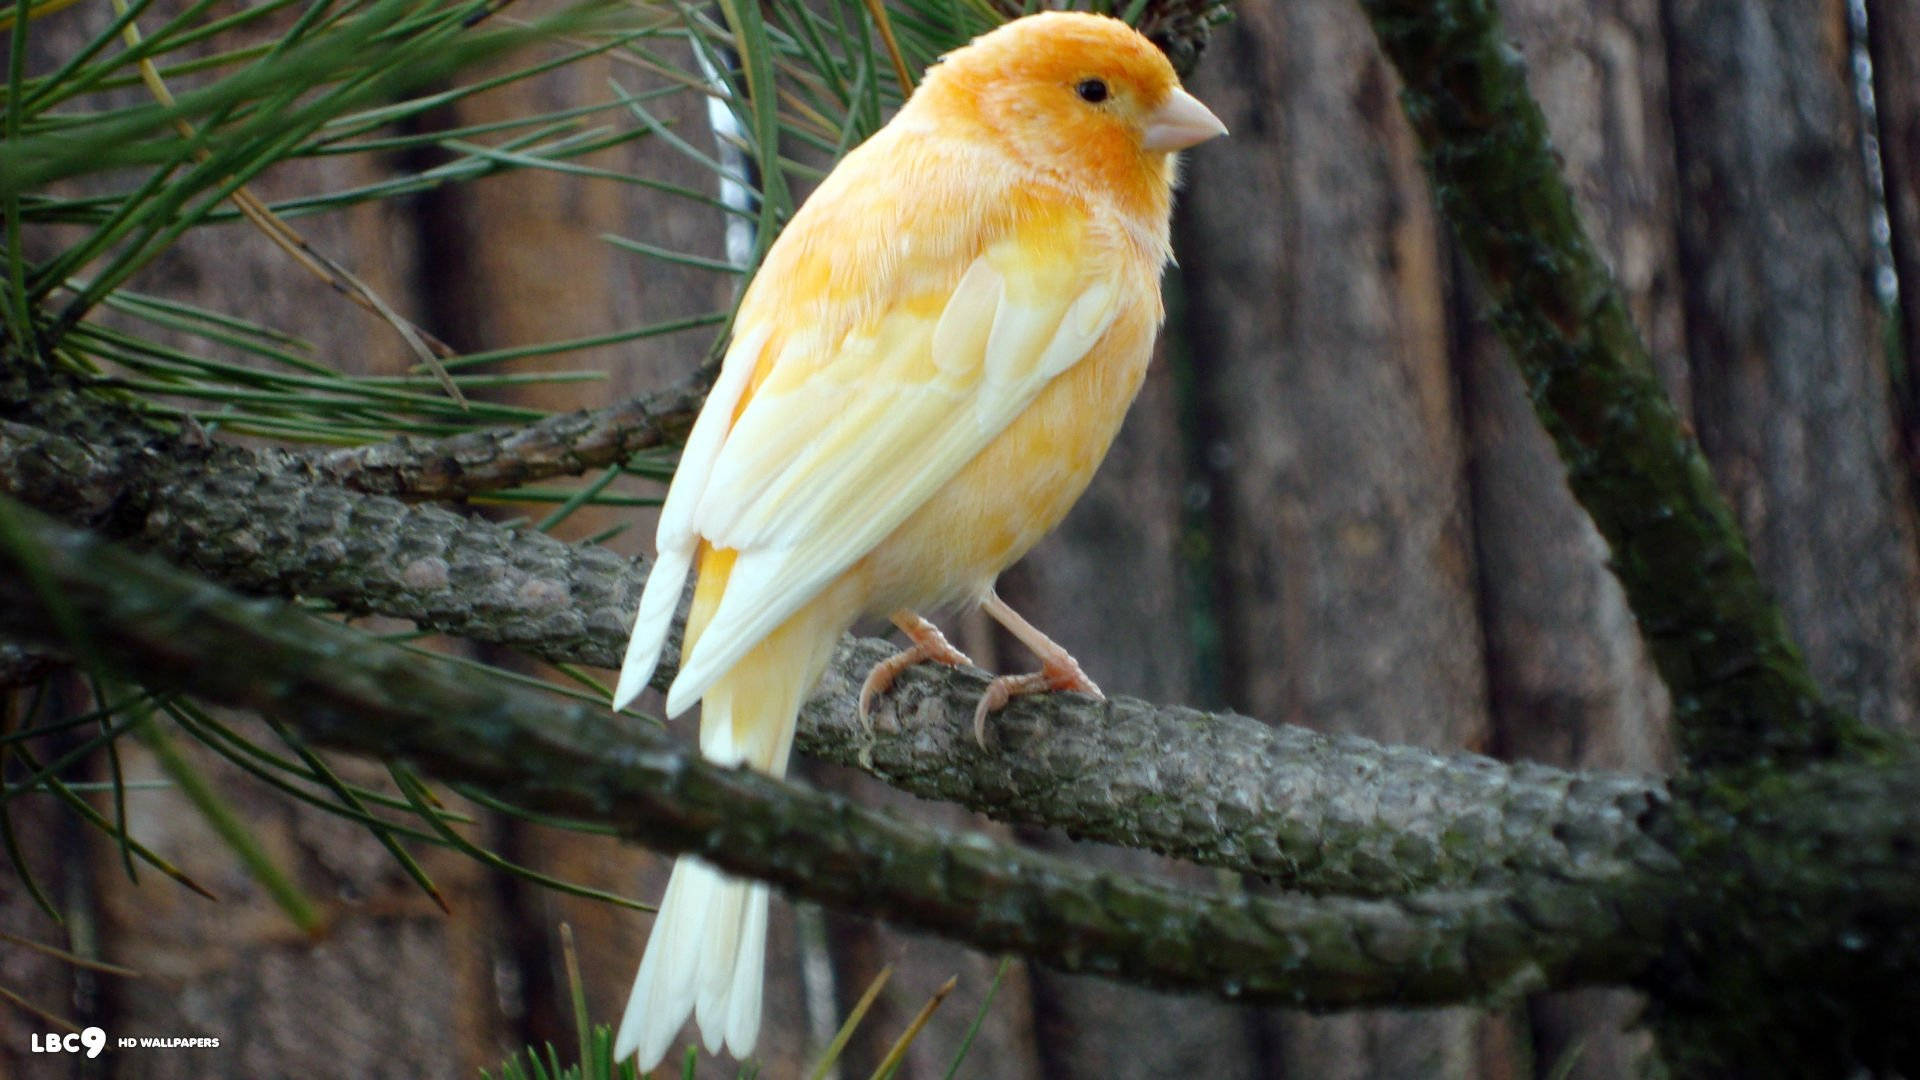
{"left": 31, "top": 1027, "right": 106, "bottom": 1057}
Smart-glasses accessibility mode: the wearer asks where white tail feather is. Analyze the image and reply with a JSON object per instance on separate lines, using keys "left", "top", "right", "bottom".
{"left": 613, "top": 857, "right": 709, "bottom": 1066}
{"left": 726, "top": 884, "right": 769, "bottom": 1053}
{"left": 613, "top": 858, "right": 767, "bottom": 1069}
{"left": 694, "top": 873, "right": 746, "bottom": 1043}
{"left": 611, "top": 323, "right": 776, "bottom": 716}
{"left": 616, "top": 577, "right": 850, "bottom": 1069}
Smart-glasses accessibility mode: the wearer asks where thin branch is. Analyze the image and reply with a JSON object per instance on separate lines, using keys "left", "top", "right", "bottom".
{"left": 0, "top": 419, "right": 647, "bottom": 668}
{"left": 1136, "top": 0, "right": 1233, "bottom": 77}
{"left": 310, "top": 369, "right": 710, "bottom": 499}
{"left": 0, "top": 495, "right": 1669, "bottom": 1006}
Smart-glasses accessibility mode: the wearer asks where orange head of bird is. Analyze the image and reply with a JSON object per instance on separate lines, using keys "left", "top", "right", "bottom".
{"left": 911, "top": 12, "right": 1228, "bottom": 212}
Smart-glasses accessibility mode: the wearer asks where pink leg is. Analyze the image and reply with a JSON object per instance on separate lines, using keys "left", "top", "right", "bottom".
{"left": 858, "top": 611, "right": 975, "bottom": 722}
{"left": 972, "top": 592, "right": 1104, "bottom": 745}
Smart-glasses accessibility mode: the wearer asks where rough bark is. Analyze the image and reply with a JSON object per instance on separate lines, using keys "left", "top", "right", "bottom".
{"left": 1867, "top": 0, "right": 1920, "bottom": 423}
{"left": 1181, "top": 1, "right": 1493, "bottom": 1073}
{"left": 311, "top": 375, "right": 706, "bottom": 501}
{"left": 1462, "top": 0, "right": 1682, "bottom": 1071}
{"left": 0, "top": 402, "right": 1686, "bottom": 909}
{"left": 1663, "top": 0, "right": 1920, "bottom": 737}
{"left": 0, "top": 502, "right": 1686, "bottom": 1009}
{"left": 8, "top": 498, "right": 1920, "bottom": 1077}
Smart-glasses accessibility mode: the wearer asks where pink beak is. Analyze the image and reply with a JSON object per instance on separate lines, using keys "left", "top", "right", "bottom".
{"left": 1142, "top": 87, "right": 1228, "bottom": 152}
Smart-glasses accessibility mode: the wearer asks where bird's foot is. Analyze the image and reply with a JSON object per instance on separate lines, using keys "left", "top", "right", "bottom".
{"left": 969, "top": 591, "right": 1104, "bottom": 747}
{"left": 971, "top": 650, "right": 1103, "bottom": 747}
{"left": 858, "top": 611, "right": 974, "bottom": 728}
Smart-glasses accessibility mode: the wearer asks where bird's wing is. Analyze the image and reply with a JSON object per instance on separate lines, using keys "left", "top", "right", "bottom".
{"left": 611, "top": 319, "right": 774, "bottom": 710}
{"left": 656, "top": 209, "right": 1120, "bottom": 715}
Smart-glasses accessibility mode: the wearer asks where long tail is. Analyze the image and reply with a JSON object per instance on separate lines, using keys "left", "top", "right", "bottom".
{"left": 613, "top": 546, "right": 846, "bottom": 1069}
{"left": 614, "top": 857, "right": 769, "bottom": 1066}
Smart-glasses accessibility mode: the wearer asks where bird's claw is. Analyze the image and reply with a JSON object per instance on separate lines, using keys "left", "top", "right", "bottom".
{"left": 858, "top": 645, "right": 929, "bottom": 727}
{"left": 970, "top": 655, "right": 1104, "bottom": 747}
{"left": 858, "top": 617, "right": 974, "bottom": 731}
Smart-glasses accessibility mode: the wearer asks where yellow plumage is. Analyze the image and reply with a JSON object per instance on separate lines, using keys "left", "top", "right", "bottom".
{"left": 611, "top": 11, "right": 1224, "bottom": 1068}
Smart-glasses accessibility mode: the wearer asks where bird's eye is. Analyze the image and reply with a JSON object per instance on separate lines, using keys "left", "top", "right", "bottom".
{"left": 1075, "top": 78, "right": 1109, "bottom": 104}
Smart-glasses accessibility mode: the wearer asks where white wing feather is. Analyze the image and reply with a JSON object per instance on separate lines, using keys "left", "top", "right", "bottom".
{"left": 664, "top": 248, "right": 1118, "bottom": 715}
{"left": 612, "top": 323, "right": 774, "bottom": 711}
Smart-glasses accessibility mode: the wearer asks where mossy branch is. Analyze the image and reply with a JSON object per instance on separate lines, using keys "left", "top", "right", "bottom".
{"left": 1354, "top": 0, "right": 1873, "bottom": 769}
{"left": 7, "top": 492, "right": 1920, "bottom": 1045}
{"left": 0, "top": 495, "right": 1665, "bottom": 1007}
{"left": 0, "top": 405, "right": 1669, "bottom": 899}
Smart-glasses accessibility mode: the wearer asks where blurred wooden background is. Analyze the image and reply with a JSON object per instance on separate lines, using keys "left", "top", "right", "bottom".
{"left": 6, "top": 0, "right": 1919, "bottom": 1075}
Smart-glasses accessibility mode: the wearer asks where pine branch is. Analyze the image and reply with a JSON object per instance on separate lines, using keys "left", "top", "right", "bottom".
{"left": 804, "top": 645, "right": 1673, "bottom": 899}
{"left": 0, "top": 400, "right": 1672, "bottom": 899}
{"left": 0, "top": 495, "right": 1671, "bottom": 1006}
{"left": 310, "top": 369, "right": 709, "bottom": 500}
{"left": 9, "top": 494, "right": 1920, "bottom": 1029}
{"left": 0, "top": 416, "right": 647, "bottom": 668}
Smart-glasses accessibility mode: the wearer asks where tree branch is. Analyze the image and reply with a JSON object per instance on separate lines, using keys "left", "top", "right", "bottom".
{"left": 0, "top": 495, "right": 1670, "bottom": 1006}
{"left": 804, "top": 647, "right": 1674, "bottom": 899}
{"left": 310, "top": 371, "right": 708, "bottom": 500}
{"left": 0, "top": 407, "right": 1676, "bottom": 901}
{"left": 1354, "top": 0, "right": 1873, "bottom": 768}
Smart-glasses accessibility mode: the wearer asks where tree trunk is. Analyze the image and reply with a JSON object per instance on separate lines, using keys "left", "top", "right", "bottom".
{"left": 1180, "top": 2, "right": 1495, "bottom": 1075}
{"left": 1663, "top": 0, "right": 1920, "bottom": 735}
{"left": 1459, "top": 0, "right": 1682, "bottom": 1073}
{"left": 1867, "top": 0, "right": 1920, "bottom": 389}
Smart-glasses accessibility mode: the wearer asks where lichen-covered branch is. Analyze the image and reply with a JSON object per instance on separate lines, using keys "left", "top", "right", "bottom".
{"left": 0, "top": 408, "right": 1674, "bottom": 900}
{"left": 1354, "top": 0, "right": 1873, "bottom": 769}
{"left": 0, "top": 496, "right": 1666, "bottom": 1006}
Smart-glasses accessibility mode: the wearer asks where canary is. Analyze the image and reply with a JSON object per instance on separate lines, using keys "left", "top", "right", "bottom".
{"left": 608, "top": 11, "right": 1224, "bottom": 1068}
